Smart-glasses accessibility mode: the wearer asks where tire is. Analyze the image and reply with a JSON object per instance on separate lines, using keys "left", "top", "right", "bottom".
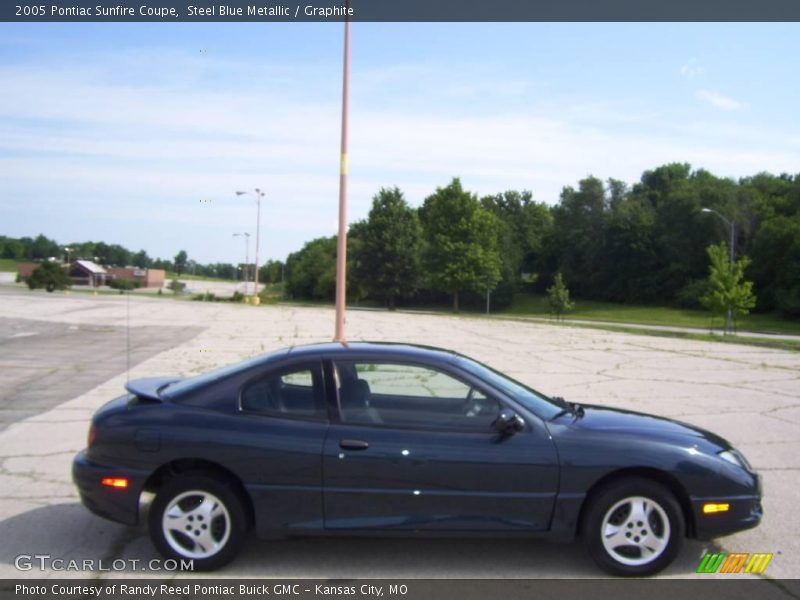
{"left": 583, "top": 478, "right": 685, "bottom": 576}
{"left": 148, "top": 472, "right": 248, "bottom": 571}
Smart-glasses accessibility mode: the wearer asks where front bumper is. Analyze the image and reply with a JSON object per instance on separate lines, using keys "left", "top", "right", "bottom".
{"left": 691, "top": 493, "right": 763, "bottom": 540}
{"left": 72, "top": 450, "right": 148, "bottom": 526}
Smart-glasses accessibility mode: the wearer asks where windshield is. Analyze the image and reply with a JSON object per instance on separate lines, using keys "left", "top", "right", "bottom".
{"left": 454, "top": 355, "right": 562, "bottom": 419}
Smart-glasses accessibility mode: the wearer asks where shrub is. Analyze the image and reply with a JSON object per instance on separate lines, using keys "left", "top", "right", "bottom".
{"left": 109, "top": 278, "right": 139, "bottom": 291}
{"left": 546, "top": 272, "right": 574, "bottom": 320}
{"left": 258, "top": 287, "right": 279, "bottom": 305}
{"left": 27, "top": 262, "right": 70, "bottom": 293}
{"left": 167, "top": 279, "right": 185, "bottom": 295}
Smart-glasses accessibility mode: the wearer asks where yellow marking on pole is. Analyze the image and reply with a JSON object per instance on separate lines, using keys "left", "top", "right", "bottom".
{"left": 340, "top": 153, "right": 348, "bottom": 175}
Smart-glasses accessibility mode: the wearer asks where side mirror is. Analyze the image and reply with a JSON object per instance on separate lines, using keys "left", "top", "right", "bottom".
{"left": 493, "top": 409, "right": 525, "bottom": 434}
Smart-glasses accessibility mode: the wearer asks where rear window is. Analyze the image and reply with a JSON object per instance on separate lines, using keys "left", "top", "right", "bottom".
{"left": 163, "top": 348, "right": 289, "bottom": 398}
{"left": 240, "top": 363, "right": 326, "bottom": 420}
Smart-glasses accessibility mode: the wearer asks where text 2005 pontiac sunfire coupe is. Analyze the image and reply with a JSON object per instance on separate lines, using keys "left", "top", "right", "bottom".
{"left": 73, "top": 343, "right": 762, "bottom": 576}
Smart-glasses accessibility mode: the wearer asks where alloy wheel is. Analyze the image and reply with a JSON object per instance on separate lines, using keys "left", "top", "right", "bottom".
{"left": 600, "top": 495, "right": 670, "bottom": 567}
{"left": 161, "top": 490, "right": 231, "bottom": 559}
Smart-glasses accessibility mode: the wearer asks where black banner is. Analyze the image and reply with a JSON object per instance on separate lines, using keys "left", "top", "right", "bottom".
{"left": 3, "top": 0, "right": 800, "bottom": 22}
{"left": 2, "top": 579, "right": 800, "bottom": 600}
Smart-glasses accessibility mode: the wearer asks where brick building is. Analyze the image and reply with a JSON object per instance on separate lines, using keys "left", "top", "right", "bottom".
{"left": 107, "top": 267, "right": 166, "bottom": 288}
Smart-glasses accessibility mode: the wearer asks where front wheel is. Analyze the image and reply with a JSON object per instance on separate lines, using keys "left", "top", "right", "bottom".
{"left": 149, "top": 473, "right": 248, "bottom": 571}
{"left": 583, "top": 478, "right": 685, "bottom": 576}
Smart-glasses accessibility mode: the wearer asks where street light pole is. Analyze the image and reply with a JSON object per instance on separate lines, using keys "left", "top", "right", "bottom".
{"left": 701, "top": 207, "right": 736, "bottom": 334}
{"left": 233, "top": 232, "right": 251, "bottom": 296}
{"left": 236, "top": 189, "right": 265, "bottom": 304}
{"left": 334, "top": 1, "right": 351, "bottom": 343}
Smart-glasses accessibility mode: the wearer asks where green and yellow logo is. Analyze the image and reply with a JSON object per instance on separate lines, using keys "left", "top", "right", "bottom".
{"left": 697, "top": 552, "right": 773, "bottom": 574}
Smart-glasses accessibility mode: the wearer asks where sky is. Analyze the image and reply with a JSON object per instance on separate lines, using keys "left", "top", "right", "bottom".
{"left": 0, "top": 22, "right": 798, "bottom": 265}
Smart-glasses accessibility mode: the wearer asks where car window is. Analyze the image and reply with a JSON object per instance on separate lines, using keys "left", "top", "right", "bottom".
{"left": 453, "top": 355, "right": 562, "bottom": 420}
{"left": 240, "top": 363, "right": 325, "bottom": 420}
{"left": 334, "top": 361, "right": 500, "bottom": 431}
{"left": 163, "top": 347, "right": 290, "bottom": 398}
{"left": 282, "top": 370, "right": 313, "bottom": 387}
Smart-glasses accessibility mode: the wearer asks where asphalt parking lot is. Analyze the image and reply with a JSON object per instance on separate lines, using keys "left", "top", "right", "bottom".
{"left": 0, "top": 286, "right": 798, "bottom": 580}
{"left": 0, "top": 314, "right": 202, "bottom": 430}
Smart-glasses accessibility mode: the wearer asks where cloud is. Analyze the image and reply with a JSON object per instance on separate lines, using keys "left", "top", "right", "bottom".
{"left": 680, "top": 59, "right": 705, "bottom": 78}
{"left": 695, "top": 89, "right": 748, "bottom": 111}
{"left": 0, "top": 51, "right": 795, "bottom": 264}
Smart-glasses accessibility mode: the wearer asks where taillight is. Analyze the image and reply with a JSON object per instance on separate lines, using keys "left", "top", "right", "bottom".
{"left": 101, "top": 477, "right": 128, "bottom": 489}
{"left": 87, "top": 424, "right": 97, "bottom": 448}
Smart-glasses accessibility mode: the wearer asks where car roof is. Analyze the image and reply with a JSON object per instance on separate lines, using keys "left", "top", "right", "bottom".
{"left": 286, "top": 341, "right": 461, "bottom": 364}
{"left": 162, "top": 342, "right": 465, "bottom": 401}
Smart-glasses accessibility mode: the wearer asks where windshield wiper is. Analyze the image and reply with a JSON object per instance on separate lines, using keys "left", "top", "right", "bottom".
{"left": 550, "top": 396, "right": 585, "bottom": 420}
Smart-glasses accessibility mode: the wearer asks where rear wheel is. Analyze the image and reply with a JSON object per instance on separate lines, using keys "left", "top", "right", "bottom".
{"left": 583, "top": 478, "right": 684, "bottom": 576}
{"left": 149, "top": 473, "right": 247, "bottom": 571}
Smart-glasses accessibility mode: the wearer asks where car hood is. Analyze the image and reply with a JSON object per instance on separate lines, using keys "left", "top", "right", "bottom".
{"left": 554, "top": 404, "right": 731, "bottom": 450}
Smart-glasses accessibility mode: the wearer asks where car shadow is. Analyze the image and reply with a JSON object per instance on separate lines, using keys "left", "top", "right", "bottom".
{"left": 0, "top": 503, "right": 714, "bottom": 578}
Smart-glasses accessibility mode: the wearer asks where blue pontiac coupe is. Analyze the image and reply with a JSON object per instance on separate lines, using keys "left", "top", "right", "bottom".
{"left": 73, "top": 342, "right": 762, "bottom": 575}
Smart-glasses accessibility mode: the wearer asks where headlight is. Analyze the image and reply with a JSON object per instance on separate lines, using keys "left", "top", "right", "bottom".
{"left": 719, "top": 449, "right": 751, "bottom": 470}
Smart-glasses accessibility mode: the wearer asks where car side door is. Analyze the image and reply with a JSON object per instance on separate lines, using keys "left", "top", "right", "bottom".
{"left": 228, "top": 360, "right": 329, "bottom": 534}
{"left": 322, "top": 359, "right": 559, "bottom": 532}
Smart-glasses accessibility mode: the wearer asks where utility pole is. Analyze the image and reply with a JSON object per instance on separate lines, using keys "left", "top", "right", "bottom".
{"left": 334, "top": 2, "right": 351, "bottom": 342}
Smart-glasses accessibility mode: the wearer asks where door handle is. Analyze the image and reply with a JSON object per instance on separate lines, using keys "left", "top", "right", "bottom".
{"left": 340, "top": 439, "right": 369, "bottom": 450}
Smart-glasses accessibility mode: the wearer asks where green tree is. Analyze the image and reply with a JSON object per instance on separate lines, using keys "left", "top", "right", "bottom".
{"left": 355, "top": 187, "right": 422, "bottom": 309}
{"left": 480, "top": 190, "right": 553, "bottom": 307}
{"left": 285, "top": 237, "right": 337, "bottom": 300}
{"left": 174, "top": 250, "right": 188, "bottom": 276}
{"left": 419, "top": 178, "right": 502, "bottom": 312}
{"left": 27, "top": 261, "right": 71, "bottom": 292}
{"left": 549, "top": 176, "right": 607, "bottom": 297}
{"left": 151, "top": 257, "right": 174, "bottom": 272}
{"left": 0, "top": 237, "right": 24, "bottom": 259}
{"left": 700, "top": 242, "right": 757, "bottom": 334}
{"left": 597, "top": 194, "right": 658, "bottom": 302}
{"left": 30, "top": 234, "right": 60, "bottom": 260}
{"left": 546, "top": 272, "right": 574, "bottom": 320}
{"left": 93, "top": 241, "right": 110, "bottom": 264}
{"left": 107, "top": 244, "right": 130, "bottom": 266}
{"left": 750, "top": 215, "right": 800, "bottom": 316}
{"left": 131, "top": 250, "right": 151, "bottom": 269}
{"left": 259, "top": 260, "right": 285, "bottom": 284}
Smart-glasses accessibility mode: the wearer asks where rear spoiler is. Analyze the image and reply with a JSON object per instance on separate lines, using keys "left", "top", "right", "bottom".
{"left": 124, "top": 377, "right": 181, "bottom": 402}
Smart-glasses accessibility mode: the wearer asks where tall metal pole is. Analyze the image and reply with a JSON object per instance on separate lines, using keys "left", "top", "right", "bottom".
{"left": 233, "top": 233, "right": 250, "bottom": 295}
{"left": 334, "top": 5, "right": 351, "bottom": 342}
{"left": 728, "top": 219, "right": 736, "bottom": 334}
{"left": 254, "top": 188, "right": 263, "bottom": 305}
{"left": 236, "top": 189, "right": 264, "bottom": 304}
